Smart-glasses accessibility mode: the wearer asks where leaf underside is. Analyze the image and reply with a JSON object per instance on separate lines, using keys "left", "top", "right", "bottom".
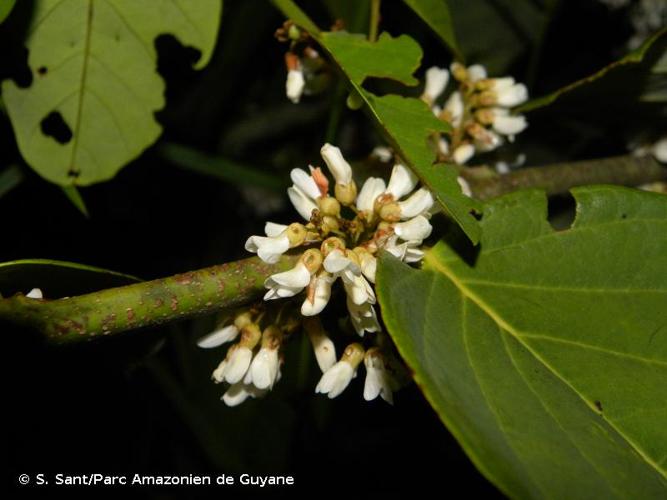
{"left": 378, "top": 186, "right": 667, "bottom": 498}
{"left": 2, "top": 0, "right": 222, "bottom": 186}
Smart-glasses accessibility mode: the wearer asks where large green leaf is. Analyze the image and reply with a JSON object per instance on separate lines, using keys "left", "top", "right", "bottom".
{"left": 2, "top": 0, "right": 222, "bottom": 186}
{"left": 377, "top": 186, "right": 667, "bottom": 498}
{"left": 272, "top": 0, "right": 481, "bottom": 243}
{"left": 402, "top": 0, "right": 463, "bottom": 62}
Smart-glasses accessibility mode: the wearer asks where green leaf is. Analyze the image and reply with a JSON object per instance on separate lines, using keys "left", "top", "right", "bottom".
{"left": 60, "top": 185, "right": 89, "bottom": 217}
{"left": 402, "top": 0, "right": 463, "bottom": 62}
{"left": 0, "top": 0, "right": 16, "bottom": 24}
{"left": 273, "top": 0, "right": 481, "bottom": 243}
{"left": 519, "top": 27, "right": 667, "bottom": 113}
{"left": 0, "top": 259, "right": 140, "bottom": 298}
{"left": 2, "top": 0, "right": 222, "bottom": 186}
{"left": 158, "top": 142, "right": 286, "bottom": 192}
{"left": 321, "top": 31, "right": 422, "bottom": 87}
{"left": 377, "top": 186, "right": 667, "bottom": 498}
{"left": 0, "top": 164, "right": 24, "bottom": 199}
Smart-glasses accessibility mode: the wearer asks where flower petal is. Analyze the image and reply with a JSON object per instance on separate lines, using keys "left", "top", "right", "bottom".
{"left": 386, "top": 164, "right": 418, "bottom": 200}
{"left": 264, "top": 222, "right": 288, "bottom": 237}
{"left": 356, "top": 177, "right": 386, "bottom": 212}
{"left": 398, "top": 188, "right": 434, "bottom": 219}
{"left": 320, "top": 143, "right": 353, "bottom": 184}
{"left": 290, "top": 168, "right": 321, "bottom": 199}
{"left": 197, "top": 325, "right": 239, "bottom": 349}
{"left": 288, "top": 186, "right": 318, "bottom": 221}
{"left": 394, "top": 215, "right": 433, "bottom": 242}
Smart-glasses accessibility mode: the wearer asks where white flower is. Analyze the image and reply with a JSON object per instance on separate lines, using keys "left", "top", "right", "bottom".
{"left": 287, "top": 167, "right": 323, "bottom": 220}
{"left": 244, "top": 325, "right": 282, "bottom": 390}
{"left": 467, "top": 64, "right": 488, "bottom": 82}
{"left": 371, "top": 146, "right": 393, "bottom": 163}
{"left": 386, "top": 164, "right": 418, "bottom": 200}
{"left": 437, "top": 137, "right": 449, "bottom": 156}
{"left": 347, "top": 298, "right": 381, "bottom": 336}
{"left": 247, "top": 347, "right": 280, "bottom": 389}
{"left": 356, "top": 177, "right": 386, "bottom": 212}
{"left": 423, "top": 66, "right": 449, "bottom": 104}
{"left": 222, "top": 382, "right": 268, "bottom": 407}
{"left": 364, "top": 348, "right": 397, "bottom": 404}
{"left": 490, "top": 108, "right": 528, "bottom": 138}
{"left": 320, "top": 143, "right": 352, "bottom": 185}
{"left": 495, "top": 82, "right": 528, "bottom": 107}
{"left": 444, "top": 91, "right": 464, "bottom": 127}
{"left": 304, "top": 317, "right": 337, "bottom": 372}
{"left": 264, "top": 261, "right": 311, "bottom": 300}
{"left": 453, "top": 143, "right": 475, "bottom": 164}
{"left": 397, "top": 187, "right": 435, "bottom": 219}
{"left": 212, "top": 344, "right": 253, "bottom": 384}
{"left": 245, "top": 229, "right": 290, "bottom": 264}
{"left": 323, "top": 248, "right": 359, "bottom": 280}
{"left": 457, "top": 176, "right": 473, "bottom": 197}
{"left": 286, "top": 68, "right": 305, "bottom": 103}
{"left": 384, "top": 235, "right": 425, "bottom": 264}
{"left": 343, "top": 273, "right": 376, "bottom": 306}
{"left": 301, "top": 272, "right": 334, "bottom": 316}
{"left": 315, "top": 343, "right": 365, "bottom": 398}
{"left": 394, "top": 215, "right": 433, "bottom": 243}
{"left": 652, "top": 137, "right": 667, "bottom": 163}
{"left": 26, "top": 288, "right": 43, "bottom": 299}
{"left": 197, "top": 324, "right": 239, "bottom": 348}
{"left": 316, "top": 361, "right": 355, "bottom": 399}
{"left": 474, "top": 128, "right": 503, "bottom": 152}
{"left": 356, "top": 250, "right": 377, "bottom": 284}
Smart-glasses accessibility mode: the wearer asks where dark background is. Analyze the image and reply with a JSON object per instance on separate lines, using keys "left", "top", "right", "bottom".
{"left": 2, "top": 0, "right": 650, "bottom": 497}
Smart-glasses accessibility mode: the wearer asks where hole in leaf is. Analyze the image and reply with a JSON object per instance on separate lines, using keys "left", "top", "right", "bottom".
{"left": 547, "top": 194, "right": 576, "bottom": 231}
{"left": 40, "top": 111, "right": 73, "bottom": 144}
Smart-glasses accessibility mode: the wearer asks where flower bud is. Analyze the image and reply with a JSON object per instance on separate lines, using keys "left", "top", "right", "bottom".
{"left": 321, "top": 215, "right": 340, "bottom": 234}
{"left": 379, "top": 202, "right": 401, "bottom": 222}
{"left": 320, "top": 236, "right": 346, "bottom": 256}
{"left": 301, "top": 248, "right": 323, "bottom": 273}
{"left": 318, "top": 196, "right": 341, "bottom": 217}
{"left": 233, "top": 311, "right": 253, "bottom": 330}
{"left": 450, "top": 62, "right": 468, "bottom": 82}
{"left": 341, "top": 343, "right": 365, "bottom": 368}
{"left": 334, "top": 180, "right": 357, "bottom": 206}
{"left": 286, "top": 222, "right": 307, "bottom": 247}
{"left": 239, "top": 323, "right": 261, "bottom": 349}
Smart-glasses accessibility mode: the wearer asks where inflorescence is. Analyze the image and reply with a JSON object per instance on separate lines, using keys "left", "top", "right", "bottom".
{"left": 198, "top": 144, "right": 436, "bottom": 406}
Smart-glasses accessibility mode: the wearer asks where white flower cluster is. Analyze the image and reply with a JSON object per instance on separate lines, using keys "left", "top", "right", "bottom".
{"left": 421, "top": 62, "right": 529, "bottom": 165}
{"left": 199, "top": 143, "right": 438, "bottom": 405}
{"left": 247, "top": 144, "right": 434, "bottom": 336}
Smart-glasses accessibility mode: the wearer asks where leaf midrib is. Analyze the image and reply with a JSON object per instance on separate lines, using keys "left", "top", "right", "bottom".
{"left": 68, "top": 0, "right": 94, "bottom": 178}
{"left": 424, "top": 251, "right": 667, "bottom": 481}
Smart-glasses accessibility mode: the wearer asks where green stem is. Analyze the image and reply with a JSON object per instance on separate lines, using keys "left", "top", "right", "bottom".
{"left": 0, "top": 255, "right": 298, "bottom": 343}
{"left": 369, "top": 0, "right": 381, "bottom": 42}
{"left": 462, "top": 154, "right": 667, "bottom": 201}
